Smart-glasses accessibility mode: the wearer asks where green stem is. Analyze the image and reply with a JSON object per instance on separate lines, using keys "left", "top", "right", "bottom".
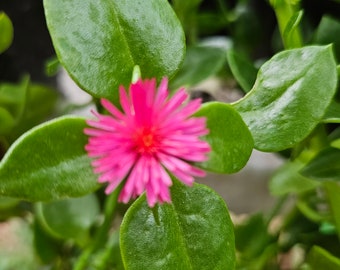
{"left": 73, "top": 188, "right": 121, "bottom": 270}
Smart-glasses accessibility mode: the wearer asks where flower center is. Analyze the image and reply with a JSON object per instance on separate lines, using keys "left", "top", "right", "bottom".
{"left": 135, "top": 128, "right": 159, "bottom": 154}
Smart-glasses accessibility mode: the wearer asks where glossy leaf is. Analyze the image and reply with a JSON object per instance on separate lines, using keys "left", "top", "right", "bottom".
{"left": 0, "top": 12, "right": 13, "bottom": 54}
{"left": 170, "top": 45, "right": 226, "bottom": 90}
{"left": 233, "top": 45, "right": 337, "bottom": 151}
{"left": 44, "top": 0, "right": 185, "bottom": 103}
{"left": 270, "top": 161, "right": 320, "bottom": 196}
{"left": 36, "top": 194, "right": 100, "bottom": 245}
{"left": 307, "top": 245, "right": 340, "bottom": 270}
{"left": 120, "top": 180, "right": 235, "bottom": 270}
{"left": 227, "top": 49, "right": 258, "bottom": 93}
{"left": 195, "top": 102, "right": 253, "bottom": 173}
{"left": 0, "top": 116, "right": 99, "bottom": 201}
{"left": 301, "top": 147, "right": 340, "bottom": 181}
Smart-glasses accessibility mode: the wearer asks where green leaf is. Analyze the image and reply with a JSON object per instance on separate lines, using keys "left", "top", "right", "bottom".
{"left": 301, "top": 147, "right": 340, "bottom": 181}
{"left": 324, "top": 181, "right": 340, "bottom": 239}
{"left": 0, "top": 12, "right": 13, "bottom": 54}
{"left": 194, "top": 102, "right": 253, "bottom": 173}
{"left": 307, "top": 245, "right": 340, "bottom": 270}
{"left": 120, "top": 180, "right": 235, "bottom": 270}
{"left": 0, "top": 116, "right": 99, "bottom": 201}
{"left": 0, "top": 77, "right": 29, "bottom": 134}
{"left": 7, "top": 83, "right": 58, "bottom": 142}
{"left": 170, "top": 45, "right": 226, "bottom": 90}
{"left": 35, "top": 194, "right": 100, "bottom": 245}
{"left": 270, "top": 161, "right": 320, "bottom": 196}
{"left": 313, "top": 15, "right": 340, "bottom": 62}
{"left": 43, "top": 0, "right": 185, "bottom": 103}
{"left": 226, "top": 49, "right": 258, "bottom": 93}
{"left": 233, "top": 45, "right": 338, "bottom": 151}
{"left": 322, "top": 101, "right": 340, "bottom": 123}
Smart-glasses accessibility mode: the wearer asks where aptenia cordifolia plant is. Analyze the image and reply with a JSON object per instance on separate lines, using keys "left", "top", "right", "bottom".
{"left": 0, "top": 0, "right": 340, "bottom": 269}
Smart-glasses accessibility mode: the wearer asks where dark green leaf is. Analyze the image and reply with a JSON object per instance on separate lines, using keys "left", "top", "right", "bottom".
{"left": 0, "top": 77, "right": 29, "bottom": 134}
{"left": 301, "top": 147, "right": 340, "bottom": 181}
{"left": 270, "top": 161, "right": 320, "bottom": 196}
{"left": 322, "top": 101, "right": 340, "bottom": 123}
{"left": 195, "top": 102, "right": 253, "bottom": 173}
{"left": 120, "top": 180, "right": 235, "bottom": 270}
{"left": 226, "top": 49, "right": 258, "bottom": 93}
{"left": 7, "top": 83, "right": 58, "bottom": 142}
{"left": 313, "top": 15, "right": 340, "bottom": 62}
{"left": 233, "top": 45, "right": 337, "bottom": 151}
{"left": 0, "top": 12, "right": 13, "bottom": 54}
{"left": 0, "top": 116, "right": 99, "bottom": 201}
{"left": 36, "top": 194, "right": 100, "bottom": 245}
{"left": 170, "top": 45, "right": 226, "bottom": 90}
{"left": 44, "top": 0, "right": 185, "bottom": 103}
{"left": 307, "top": 245, "right": 340, "bottom": 270}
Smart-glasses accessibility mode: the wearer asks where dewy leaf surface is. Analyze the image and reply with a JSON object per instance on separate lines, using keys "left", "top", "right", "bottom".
{"left": 0, "top": 116, "right": 98, "bottom": 201}
{"left": 120, "top": 180, "right": 235, "bottom": 270}
{"left": 43, "top": 0, "right": 185, "bottom": 103}
{"left": 233, "top": 45, "right": 337, "bottom": 151}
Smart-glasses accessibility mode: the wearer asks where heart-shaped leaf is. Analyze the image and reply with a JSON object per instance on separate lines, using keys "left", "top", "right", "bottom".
{"left": 120, "top": 180, "right": 235, "bottom": 270}
{"left": 0, "top": 116, "right": 99, "bottom": 201}
{"left": 43, "top": 0, "right": 185, "bottom": 103}
{"left": 233, "top": 45, "right": 337, "bottom": 151}
{"left": 195, "top": 102, "right": 253, "bottom": 173}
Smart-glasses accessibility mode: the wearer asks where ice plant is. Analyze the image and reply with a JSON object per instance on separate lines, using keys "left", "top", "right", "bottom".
{"left": 84, "top": 78, "right": 210, "bottom": 207}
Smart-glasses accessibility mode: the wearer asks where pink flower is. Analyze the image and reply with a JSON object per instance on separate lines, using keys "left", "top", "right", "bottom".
{"left": 84, "top": 78, "right": 210, "bottom": 207}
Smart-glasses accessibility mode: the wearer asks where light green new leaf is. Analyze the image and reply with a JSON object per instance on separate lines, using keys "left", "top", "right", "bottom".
{"left": 270, "top": 161, "right": 320, "bottom": 196}
{"left": 43, "top": 0, "right": 185, "bottom": 103}
{"left": 307, "top": 245, "right": 340, "bottom": 270}
{"left": 0, "top": 12, "right": 13, "bottom": 54}
{"left": 195, "top": 102, "right": 253, "bottom": 173}
{"left": 120, "top": 180, "right": 235, "bottom": 270}
{"left": 0, "top": 116, "right": 99, "bottom": 201}
{"left": 233, "top": 45, "right": 337, "bottom": 151}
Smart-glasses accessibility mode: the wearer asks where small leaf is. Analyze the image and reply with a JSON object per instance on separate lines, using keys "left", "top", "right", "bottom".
{"left": 313, "top": 15, "right": 340, "bottom": 62}
{"left": 227, "top": 49, "right": 258, "bottom": 93}
{"left": 301, "top": 147, "right": 340, "bottom": 181}
{"left": 120, "top": 180, "right": 235, "bottom": 270}
{"left": 0, "top": 12, "right": 13, "bottom": 54}
{"left": 170, "top": 45, "right": 226, "bottom": 90}
{"left": 307, "top": 245, "right": 340, "bottom": 270}
{"left": 270, "top": 161, "right": 320, "bottom": 196}
{"left": 35, "top": 194, "right": 100, "bottom": 245}
{"left": 283, "top": 10, "right": 304, "bottom": 49}
{"left": 233, "top": 45, "right": 337, "bottom": 151}
{"left": 43, "top": 0, "right": 185, "bottom": 103}
{"left": 0, "top": 116, "right": 99, "bottom": 201}
{"left": 195, "top": 102, "right": 253, "bottom": 173}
